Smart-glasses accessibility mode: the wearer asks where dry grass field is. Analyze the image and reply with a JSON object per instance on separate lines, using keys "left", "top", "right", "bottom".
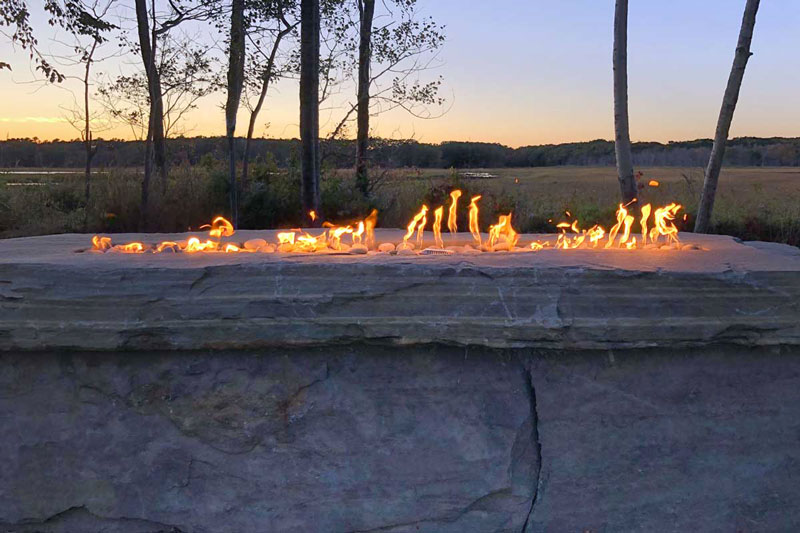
{"left": 1, "top": 166, "right": 799, "bottom": 245}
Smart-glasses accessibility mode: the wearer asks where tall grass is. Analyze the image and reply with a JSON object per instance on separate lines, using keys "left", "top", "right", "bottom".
{"left": 1, "top": 165, "right": 799, "bottom": 247}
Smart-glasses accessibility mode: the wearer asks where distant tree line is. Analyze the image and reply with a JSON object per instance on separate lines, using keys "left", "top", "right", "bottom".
{"left": 3, "top": 136, "right": 800, "bottom": 170}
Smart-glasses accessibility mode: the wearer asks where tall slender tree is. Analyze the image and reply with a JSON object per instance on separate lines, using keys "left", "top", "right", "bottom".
{"left": 613, "top": 0, "right": 637, "bottom": 206}
{"left": 300, "top": 0, "right": 321, "bottom": 217}
{"left": 695, "top": 0, "right": 760, "bottom": 233}
{"left": 241, "top": 1, "right": 298, "bottom": 187}
{"left": 328, "top": 0, "right": 444, "bottom": 197}
{"left": 354, "top": 0, "right": 375, "bottom": 197}
{"left": 225, "top": 0, "right": 246, "bottom": 227}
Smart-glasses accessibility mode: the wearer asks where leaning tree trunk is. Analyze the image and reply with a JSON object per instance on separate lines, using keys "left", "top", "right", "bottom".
{"left": 300, "top": 0, "right": 321, "bottom": 218}
{"left": 355, "top": 0, "right": 375, "bottom": 198}
{"left": 225, "top": 0, "right": 246, "bottom": 227}
{"left": 242, "top": 16, "right": 292, "bottom": 188}
{"left": 613, "top": 0, "right": 638, "bottom": 206}
{"left": 82, "top": 40, "right": 99, "bottom": 231}
{"left": 695, "top": 0, "right": 760, "bottom": 234}
{"left": 135, "top": 0, "right": 155, "bottom": 230}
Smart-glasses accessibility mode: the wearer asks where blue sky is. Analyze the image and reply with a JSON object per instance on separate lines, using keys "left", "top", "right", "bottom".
{"left": 1, "top": 0, "right": 798, "bottom": 146}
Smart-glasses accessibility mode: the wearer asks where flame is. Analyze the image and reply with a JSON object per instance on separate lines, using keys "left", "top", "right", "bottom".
{"left": 640, "top": 204, "right": 652, "bottom": 246}
{"left": 352, "top": 221, "right": 365, "bottom": 245}
{"left": 404, "top": 205, "right": 428, "bottom": 247}
{"left": 619, "top": 214, "right": 635, "bottom": 247}
{"left": 309, "top": 210, "right": 317, "bottom": 223}
{"left": 155, "top": 241, "right": 179, "bottom": 253}
{"left": 296, "top": 231, "right": 324, "bottom": 252}
{"left": 555, "top": 219, "right": 586, "bottom": 249}
{"left": 448, "top": 190, "right": 462, "bottom": 233}
{"left": 365, "top": 209, "right": 378, "bottom": 250}
{"left": 650, "top": 203, "right": 683, "bottom": 245}
{"left": 587, "top": 225, "right": 606, "bottom": 247}
{"left": 488, "top": 213, "right": 519, "bottom": 251}
{"left": 649, "top": 180, "right": 660, "bottom": 187}
{"left": 468, "top": 196, "right": 482, "bottom": 246}
{"left": 91, "top": 235, "right": 112, "bottom": 251}
{"left": 325, "top": 224, "right": 354, "bottom": 250}
{"left": 605, "top": 204, "right": 628, "bottom": 249}
{"left": 119, "top": 242, "right": 145, "bottom": 253}
{"left": 277, "top": 232, "right": 296, "bottom": 245}
{"left": 88, "top": 201, "right": 689, "bottom": 257}
{"left": 202, "top": 216, "right": 235, "bottom": 239}
{"left": 184, "top": 237, "right": 217, "bottom": 253}
{"left": 433, "top": 206, "right": 444, "bottom": 248}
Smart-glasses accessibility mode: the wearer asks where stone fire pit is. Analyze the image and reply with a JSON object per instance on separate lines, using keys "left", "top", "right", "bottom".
{"left": 1, "top": 231, "right": 799, "bottom": 531}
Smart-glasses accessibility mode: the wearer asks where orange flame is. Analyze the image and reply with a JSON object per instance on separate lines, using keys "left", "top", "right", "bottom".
{"left": 433, "top": 206, "right": 444, "bottom": 248}
{"left": 640, "top": 204, "right": 652, "bottom": 246}
{"left": 448, "top": 190, "right": 462, "bottom": 233}
{"left": 365, "top": 209, "right": 378, "bottom": 250}
{"left": 619, "top": 213, "right": 635, "bottom": 247}
{"left": 91, "top": 235, "right": 112, "bottom": 251}
{"left": 309, "top": 210, "right": 317, "bottom": 223}
{"left": 119, "top": 242, "right": 145, "bottom": 253}
{"left": 404, "top": 205, "right": 428, "bottom": 247}
{"left": 277, "top": 232, "right": 296, "bottom": 245}
{"left": 649, "top": 180, "right": 660, "bottom": 187}
{"left": 650, "top": 203, "right": 683, "bottom": 245}
{"left": 155, "top": 241, "right": 179, "bottom": 253}
{"left": 488, "top": 213, "right": 519, "bottom": 251}
{"left": 352, "top": 221, "right": 365, "bottom": 245}
{"left": 468, "top": 196, "right": 482, "bottom": 245}
{"left": 605, "top": 204, "right": 628, "bottom": 249}
{"left": 202, "top": 216, "right": 235, "bottom": 239}
{"left": 325, "top": 224, "right": 353, "bottom": 251}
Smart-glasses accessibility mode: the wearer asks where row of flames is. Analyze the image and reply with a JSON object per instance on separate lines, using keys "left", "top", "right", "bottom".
{"left": 90, "top": 190, "right": 684, "bottom": 255}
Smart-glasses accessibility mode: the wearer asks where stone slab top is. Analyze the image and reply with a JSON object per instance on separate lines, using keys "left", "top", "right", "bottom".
{"left": 1, "top": 230, "right": 799, "bottom": 274}
{"left": 2, "top": 231, "right": 800, "bottom": 351}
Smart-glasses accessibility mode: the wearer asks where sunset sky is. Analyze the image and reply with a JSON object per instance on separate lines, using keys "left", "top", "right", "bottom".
{"left": 1, "top": 0, "right": 799, "bottom": 147}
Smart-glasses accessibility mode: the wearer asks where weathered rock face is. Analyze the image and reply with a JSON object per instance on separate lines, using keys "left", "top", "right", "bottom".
{"left": 2, "top": 233, "right": 800, "bottom": 532}
{"left": 0, "top": 346, "right": 538, "bottom": 532}
{"left": 1, "top": 345, "right": 799, "bottom": 532}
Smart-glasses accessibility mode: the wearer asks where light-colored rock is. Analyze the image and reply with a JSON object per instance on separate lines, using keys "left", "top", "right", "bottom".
{"left": 244, "top": 238, "right": 267, "bottom": 251}
{"left": 277, "top": 243, "right": 294, "bottom": 253}
{"left": 397, "top": 247, "right": 417, "bottom": 256}
{"left": 349, "top": 244, "right": 368, "bottom": 255}
{"left": 258, "top": 243, "right": 276, "bottom": 254}
{"left": 396, "top": 241, "right": 415, "bottom": 251}
{"left": 378, "top": 242, "right": 396, "bottom": 253}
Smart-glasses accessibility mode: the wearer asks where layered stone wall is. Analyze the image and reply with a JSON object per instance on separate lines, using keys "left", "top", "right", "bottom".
{"left": 1, "top": 345, "right": 799, "bottom": 532}
{"left": 1, "top": 232, "right": 799, "bottom": 532}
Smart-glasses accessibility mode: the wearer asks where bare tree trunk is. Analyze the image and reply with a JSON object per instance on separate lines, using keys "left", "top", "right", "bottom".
{"left": 300, "top": 0, "right": 321, "bottom": 218}
{"left": 136, "top": 0, "right": 168, "bottom": 196}
{"left": 242, "top": 18, "right": 293, "bottom": 188}
{"left": 613, "top": 0, "right": 637, "bottom": 205}
{"left": 225, "top": 0, "right": 246, "bottom": 227}
{"left": 695, "top": 0, "right": 760, "bottom": 234}
{"left": 141, "top": 125, "right": 154, "bottom": 232}
{"left": 135, "top": 0, "right": 154, "bottom": 230}
{"left": 355, "top": 0, "right": 375, "bottom": 198}
{"left": 83, "top": 40, "right": 99, "bottom": 231}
